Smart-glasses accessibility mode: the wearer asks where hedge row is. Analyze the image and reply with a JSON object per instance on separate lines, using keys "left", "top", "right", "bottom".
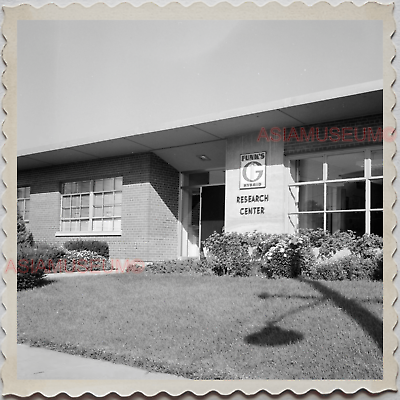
{"left": 303, "top": 253, "right": 383, "bottom": 281}
{"left": 145, "top": 258, "right": 210, "bottom": 275}
{"left": 199, "top": 229, "right": 383, "bottom": 281}
{"left": 17, "top": 209, "right": 383, "bottom": 287}
{"left": 64, "top": 240, "right": 109, "bottom": 259}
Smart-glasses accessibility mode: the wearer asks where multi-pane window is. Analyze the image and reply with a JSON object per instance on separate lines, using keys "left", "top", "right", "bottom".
{"left": 61, "top": 177, "right": 122, "bottom": 232}
{"left": 288, "top": 148, "right": 383, "bottom": 236}
{"left": 17, "top": 186, "right": 30, "bottom": 221}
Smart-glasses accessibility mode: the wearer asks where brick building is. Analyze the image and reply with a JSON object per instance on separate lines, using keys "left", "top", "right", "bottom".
{"left": 17, "top": 83, "right": 383, "bottom": 261}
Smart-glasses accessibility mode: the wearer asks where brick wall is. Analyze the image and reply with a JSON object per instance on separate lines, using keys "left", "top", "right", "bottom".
{"left": 283, "top": 114, "right": 383, "bottom": 155}
{"left": 148, "top": 154, "right": 180, "bottom": 260}
{"left": 17, "top": 152, "right": 180, "bottom": 261}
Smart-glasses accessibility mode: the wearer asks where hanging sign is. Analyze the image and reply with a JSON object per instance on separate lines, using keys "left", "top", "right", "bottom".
{"left": 239, "top": 152, "right": 266, "bottom": 189}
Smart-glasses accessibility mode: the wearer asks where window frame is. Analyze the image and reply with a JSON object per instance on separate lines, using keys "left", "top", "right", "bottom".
{"left": 58, "top": 177, "right": 122, "bottom": 236}
{"left": 17, "top": 186, "right": 30, "bottom": 222}
{"left": 287, "top": 146, "right": 383, "bottom": 234}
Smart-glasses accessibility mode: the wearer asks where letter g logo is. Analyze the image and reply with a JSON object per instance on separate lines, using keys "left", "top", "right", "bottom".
{"left": 242, "top": 161, "right": 264, "bottom": 183}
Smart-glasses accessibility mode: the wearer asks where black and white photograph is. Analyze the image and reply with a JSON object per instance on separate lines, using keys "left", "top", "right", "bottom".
{"left": 1, "top": 1, "right": 397, "bottom": 397}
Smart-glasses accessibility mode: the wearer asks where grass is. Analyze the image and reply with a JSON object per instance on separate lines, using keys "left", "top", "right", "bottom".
{"left": 17, "top": 273, "right": 383, "bottom": 380}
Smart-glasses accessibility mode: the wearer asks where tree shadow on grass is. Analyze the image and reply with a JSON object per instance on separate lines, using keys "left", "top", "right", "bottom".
{"left": 301, "top": 278, "right": 383, "bottom": 352}
{"left": 244, "top": 294, "right": 322, "bottom": 347}
{"left": 246, "top": 324, "right": 303, "bottom": 346}
{"left": 245, "top": 279, "right": 382, "bottom": 351}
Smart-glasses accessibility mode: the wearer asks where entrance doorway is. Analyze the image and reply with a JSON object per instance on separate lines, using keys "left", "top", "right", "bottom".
{"left": 187, "top": 188, "right": 201, "bottom": 257}
{"left": 200, "top": 185, "right": 225, "bottom": 243}
{"left": 180, "top": 176, "right": 225, "bottom": 258}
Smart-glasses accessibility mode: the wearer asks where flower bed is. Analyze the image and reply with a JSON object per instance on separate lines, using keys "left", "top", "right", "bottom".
{"left": 47, "top": 249, "right": 112, "bottom": 273}
{"left": 17, "top": 219, "right": 113, "bottom": 290}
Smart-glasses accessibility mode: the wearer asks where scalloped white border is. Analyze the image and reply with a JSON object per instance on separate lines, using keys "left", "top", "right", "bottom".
{"left": 1, "top": 2, "right": 397, "bottom": 397}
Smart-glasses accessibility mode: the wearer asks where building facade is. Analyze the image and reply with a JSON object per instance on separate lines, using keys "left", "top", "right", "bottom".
{"left": 17, "top": 88, "right": 383, "bottom": 261}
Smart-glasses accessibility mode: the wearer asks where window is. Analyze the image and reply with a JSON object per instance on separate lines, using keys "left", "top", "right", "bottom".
{"left": 288, "top": 148, "right": 383, "bottom": 236}
{"left": 187, "top": 170, "right": 226, "bottom": 186}
{"left": 61, "top": 177, "right": 122, "bottom": 232}
{"left": 17, "top": 186, "right": 30, "bottom": 221}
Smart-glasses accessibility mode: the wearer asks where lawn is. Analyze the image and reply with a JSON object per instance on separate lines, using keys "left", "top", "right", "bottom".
{"left": 17, "top": 273, "right": 383, "bottom": 380}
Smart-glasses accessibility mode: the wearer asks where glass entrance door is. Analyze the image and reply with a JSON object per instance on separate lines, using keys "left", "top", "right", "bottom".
{"left": 200, "top": 185, "right": 225, "bottom": 244}
{"left": 187, "top": 188, "right": 201, "bottom": 257}
{"left": 180, "top": 170, "right": 225, "bottom": 258}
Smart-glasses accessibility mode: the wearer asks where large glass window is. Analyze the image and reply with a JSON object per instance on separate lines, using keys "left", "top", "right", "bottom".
{"left": 61, "top": 177, "right": 122, "bottom": 232}
{"left": 371, "top": 149, "right": 383, "bottom": 176}
{"left": 299, "top": 184, "right": 324, "bottom": 211}
{"left": 326, "top": 212, "right": 365, "bottom": 236}
{"left": 292, "top": 157, "right": 324, "bottom": 182}
{"left": 327, "top": 151, "right": 364, "bottom": 180}
{"left": 17, "top": 186, "right": 30, "bottom": 222}
{"left": 289, "top": 148, "right": 383, "bottom": 235}
{"left": 299, "top": 213, "right": 324, "bottom": 230}
{"left": 326, "top": 181, "right": 365, "bottom": 211}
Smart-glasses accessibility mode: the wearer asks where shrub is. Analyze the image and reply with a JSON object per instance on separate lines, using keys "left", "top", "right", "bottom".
{"left": 145, "top": 258, "right": 209, "bottom": 275}
{"left": 297, "top": 229, "right": 383, "bottom": 281}
{"left": 17, "top": 244, "right": 66, "bottom": 290}
{"left": 64, "top": 240, "right": 109, "bottom": 259}
{"left": 317, "top": 230, "right": 357, "bottom": 259}
{"left": 201, "top": 229, "right": 382, "bottom": 281}
{"left": 17, "top": 213, "right": 34, "bottom": 247}
{"left": 256, "top": 234, "right": 310, "bottom": 278}
{"left": 125, "top": 261, "right": 146, "bottom": 274}
{"left": 348, "top": 233, "right": 383, "bottom": 259}
{"left": 302, "top": 256, "right": 349, "bottom": 281}
{"left": 300, "top": 229, "right": 369, "bottom": 259}
{"left": 17, "top": 268, "right": 45, "bottom": 291}
{"left": 306, "top": 230, "right": 383, "bottom": 261}
{"left": 202, "top": 232, "right": 253, "bottom": 277}
{"left": 20, "top": 247, "right": 112, "bottom": 274}
{"left": 35, "top": 242, "right": 67, "bottom": 260}
{"left": 16, "top": 218, "right": 114, "bottom": 288}
{"left": 59, "top": 249, "right": 111, "bottom": 272}
{"left": 16, "top": 214, "right": 44, "bottom": 290}
{"left": 202, "top": 232, "right": 312, "bottom": 278}
{"left": 372, "top": 252, "right": 383, "bottom": 281}
{"left": 302, "top": 254, "right": 383, "bottom": 281}
{"left": 298, "top": 241, "right": 317, "bottom": 276}
{"left": 299, "top": 228, "right": 328, "bottom": 248}
{"left": 18, "top": 244, "right": 66, "bottom": 272}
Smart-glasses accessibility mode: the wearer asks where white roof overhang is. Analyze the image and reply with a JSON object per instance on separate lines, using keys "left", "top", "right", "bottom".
{"left": 17, "top": 81, "right": 383, "bottom": 172}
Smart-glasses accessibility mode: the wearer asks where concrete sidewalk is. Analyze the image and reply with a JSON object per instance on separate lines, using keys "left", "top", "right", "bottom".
{"left": 18, "top": 344, "right": 187, "bottom": 380}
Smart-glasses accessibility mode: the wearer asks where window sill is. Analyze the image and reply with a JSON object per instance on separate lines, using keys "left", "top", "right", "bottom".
{"left": 55, "top": 231, "right": 122, "bottom": 237}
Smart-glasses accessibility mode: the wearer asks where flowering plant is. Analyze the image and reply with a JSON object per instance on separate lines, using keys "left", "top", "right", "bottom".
{"left": 257, "top": 235, "right": 308, "bottom": 278}
{"left": 261, "top": 238, "right": 293, "bottom": 278}
{"left": 45, "top": 249, "right": 112, "bottom": 273}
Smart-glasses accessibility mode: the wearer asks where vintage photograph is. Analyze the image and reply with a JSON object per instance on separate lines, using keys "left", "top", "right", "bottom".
{"left": 2, "top": 2, "right": 396, "bottom": 397}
